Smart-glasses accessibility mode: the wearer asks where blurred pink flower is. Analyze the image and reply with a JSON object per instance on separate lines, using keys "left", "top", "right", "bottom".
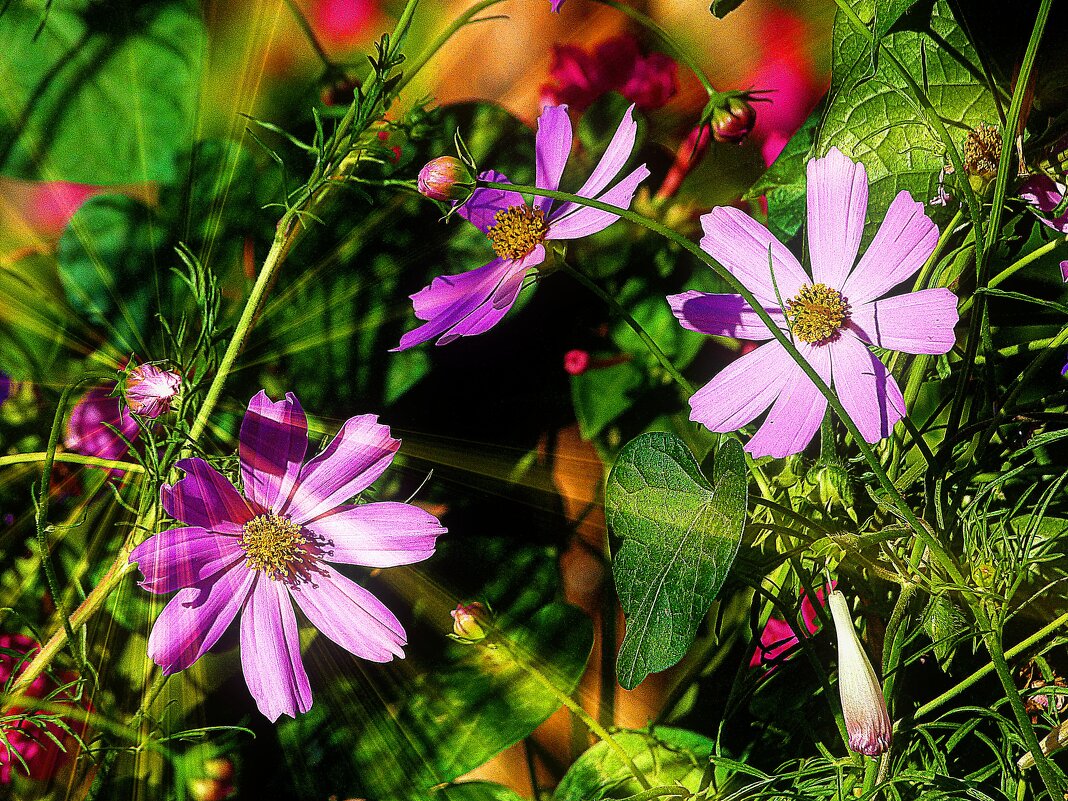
{"left": 64, "top": 386, "right": 139, "bottom": 464}
{"left": 743, "top": 7, "right": 825, "bottom": 165}
{"left": 550, "top": 0, "right": 565, "bottom": 10}
{"left": 130, "top": 391, "right": 445, "bottom": 721}
{"left": 310, "top": 0, "right": 376, "bottom": 48}
{"left": 19, "top": 182, "right": 102, "bottom": 237}
{"left": 750, "top": 583, "right": 832, "bottom": 668}
{"left": 541, "top": 35, "right": 678, "bottom": 113}
{"left": 0, "top": 634, "right": 86, "bottom": 784}
{"left": 125, "top": 364, "right": 182, "bottom": 419}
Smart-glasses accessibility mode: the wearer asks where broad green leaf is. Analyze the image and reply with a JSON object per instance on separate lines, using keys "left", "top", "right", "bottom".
{"left": 56, "top": 194, "right": 163, "bottom": 353}
{"left": 0, "top": 0, "right": 204, "bottom": 184}
{"left": 817, "top": 0, "right": 997, "bottom": 234}
{"left": 571, "top": 360, "right": 643, "bottom": 441}
{"left": 554, "top": 727, "right": 741, "bottom": 801}
{"left": 745, "top": 104, "right": 822, "bottom": 241}
{"left": 607, "top": 434, "right": 747, "bottom": 689}
{"left": 280, "top": 603, "right": 593, "bottom": 801}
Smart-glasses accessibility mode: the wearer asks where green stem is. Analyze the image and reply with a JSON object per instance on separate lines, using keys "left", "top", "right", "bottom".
{"left": 0, "top": 451, "right": 145, "bottom": 474}
{"left": 591, "top": 0, "right": 714, "bottom": 94}
{"left": 560, "top": 260, "right": 694, "bottom": 394}
{"left": 914, "top": 610, "right": 1068, "bottom": 720}
{"left": 484, "top": 179, "right": 965, "bottom": 588}
{"left": 491, "top": 635, "right": 653, "bottom": 791}
{"left": 282, "top": 0, "right": 335, "bottom": 71}
{"left": 391, "top": 0, "right": 506, "bottom": 98}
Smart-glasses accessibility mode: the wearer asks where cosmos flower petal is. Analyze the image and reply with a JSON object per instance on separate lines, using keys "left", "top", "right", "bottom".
{"left": 842, "top": 190, "right": 938, "bottom": 304}
{"left": 395, "top": 255, "right": 535, "bottom": 350}
{"left": 437, "top": 256, "right": 534, "bottom": 345}
{"left": 830, "top": 332, "right": 905, "bottom": 444}
{"left": 549, "top": 104, "right": 638, "bottom": 220}
{"left": 534, "top": 104, "right": 573, "bottom": 212}
{"left": 129, "top": 526, "right": 244, "bottom": 594}
{"left": 240, "top": 391, "right": 308, "bottom": 514}
{"left": 161, "top": 458, "right": 253, "bottom": 533}
{"left": 849, "top": 289, "right": 958, "bottom": 355}
{"left": 285, "top": 415, "right": 400, "bottom": 524}
{"left": 307, "top": 502, "right": 445, "bottom": 567}
{"left": 65, "top": 386, "right": 139, "bottom": 463}
{"left": 700, "top": 206, "right": 808, "bottom": 305}
{"left": 745, "top": 342, "right": 830, "bottom": 458}
{"left": 807, "top": 147, "right": 867, "bottom": 290}
{"left": 290, "top": 564, "right": 406, "bottom": 662}
{"left": 147, "top": 566, "right": 255, "bottom": 675}
{"left": 545, "top": 164, "right": 650, "bottom": 239}
{"left": 456, "top": 170, "right": 523, "bottom": 233}
{"left": 667, "top": 291, "right": 785, "bottom": 339}
{"left": 240, "top": 577, "right": 312, "bottom": 722}
{"left": 688, "top": 341, "right": 796, "bottom": 432}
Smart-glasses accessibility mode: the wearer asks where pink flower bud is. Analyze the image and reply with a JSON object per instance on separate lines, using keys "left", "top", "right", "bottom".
{"left": 450, "top": 602, "right": 489, "bottom": 642}
{"left": 563, "top": 349, "right": 591, "bottom": 376}
{"left": 418, "top": 157, "right": 474, "bottom": 202}
{"left": 125, "top": 364, "right": 182, "bottom": 419}
{"left": 711, "top": 97, "right": 757, "bottom": 145}
{"left": 829, "top": 591, "right": 891, "bottom": 756}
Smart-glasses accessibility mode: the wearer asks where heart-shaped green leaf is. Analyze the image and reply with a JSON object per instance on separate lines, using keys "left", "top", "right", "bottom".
{"left": 607, "top": 433, "right": 747, "bottom": 689}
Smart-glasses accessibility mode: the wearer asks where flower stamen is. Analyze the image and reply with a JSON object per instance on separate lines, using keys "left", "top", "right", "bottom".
{"left": 240, "top": 514, "right": 309, "bottom": 581}
{"left": 785, "top": 283, "right": 849, "bottom": 344}
{"left": 486, "top": 205, "right": 549, "bottom": 261}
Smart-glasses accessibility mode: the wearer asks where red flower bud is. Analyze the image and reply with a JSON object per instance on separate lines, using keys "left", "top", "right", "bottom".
{"left": 418, "top": 157, "right": 475, "bottom": 202}
{"left": 711, "top": 97, "right": 757, "bottom": 145}
{"left": 563, "top": 349, "right": 591, "bottom": 376}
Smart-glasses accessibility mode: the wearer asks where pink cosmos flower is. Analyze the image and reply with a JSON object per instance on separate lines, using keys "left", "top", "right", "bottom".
{"left": 396, "top": 104, "right": 649, "bottom": 349}
{"left": 541, "top": 35, "right": 678, "bottom": 113}
{"left": 129, "top": 391, "right": 446, "bottom": 721}
{"left": 125, "top": 364, "right": 182, "bottom": 419}
{"left": 749, "top": 583, "right": 832, "bottom": 669}
{"left": 65, "top": 386, "right": 140, "bottom": 463}
{"left": 669, "top": 148, "right": 959, "bottom": 458}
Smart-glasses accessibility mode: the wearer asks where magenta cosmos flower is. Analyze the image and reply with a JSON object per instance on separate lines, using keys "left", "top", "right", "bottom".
{"left": 396, "top": 104, "right": 649, "bottom": 349}
{"left": 129, "top": 391, "right": 446, "bottom": 721}
{"left": 669, "top": 147, "right": 958, "bottom": 458}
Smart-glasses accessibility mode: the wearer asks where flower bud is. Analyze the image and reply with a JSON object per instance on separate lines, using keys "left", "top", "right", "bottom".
{"left": 418, "top": 157, "right": 475, "bottom": 202}
{"left": 124, "top": 363, "right": 182, "bottom": 419}
{"left": 711, "top": 97, "right": 756, "bottom": 145}
{"left": 450, "top": 602, "right": 489, "bottom": 642}
{"left": 828, "top": 590, "right": 892, "bottom": 757}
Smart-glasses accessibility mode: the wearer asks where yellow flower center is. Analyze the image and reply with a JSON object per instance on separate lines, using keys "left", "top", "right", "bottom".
{"left": 785, "top": 283, "right": 849, "bottom": 344}
{"left": 240, "top": 514, "right": 309, "bottom": 581}
{"left": 486, "top": 205, "right": 549, "bottom": 261}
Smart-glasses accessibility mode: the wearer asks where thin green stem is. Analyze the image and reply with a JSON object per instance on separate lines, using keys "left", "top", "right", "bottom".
{"left": 485, "top": 179, "right": 965, "bottom": 589}
{"left": 591, "top": 0, "right": 714, "bottom": 94}
{"left": 391, "top": 0, "right": 505, "bottom": 98}
{"left": 914, "top": 610, "right": 1068, "bottom": 720}
{"left": 282, "top": 0, "right": 335, "bottom": 71}
{"left": 560, "top": 260, "right": 694, "bottom": 394}
{"left": 0, "top": 451, "right": 145, "bottom": 474}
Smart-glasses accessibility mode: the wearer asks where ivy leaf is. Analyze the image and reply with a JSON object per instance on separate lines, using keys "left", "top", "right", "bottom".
{"left": 0, "top": 0, "right": 203, "bottom": 183}
{"left": 607, "top": 434, "right": 747, "bottom": 689}
{"left": 816, "top": 0, "right": 997, "bottom": 236}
